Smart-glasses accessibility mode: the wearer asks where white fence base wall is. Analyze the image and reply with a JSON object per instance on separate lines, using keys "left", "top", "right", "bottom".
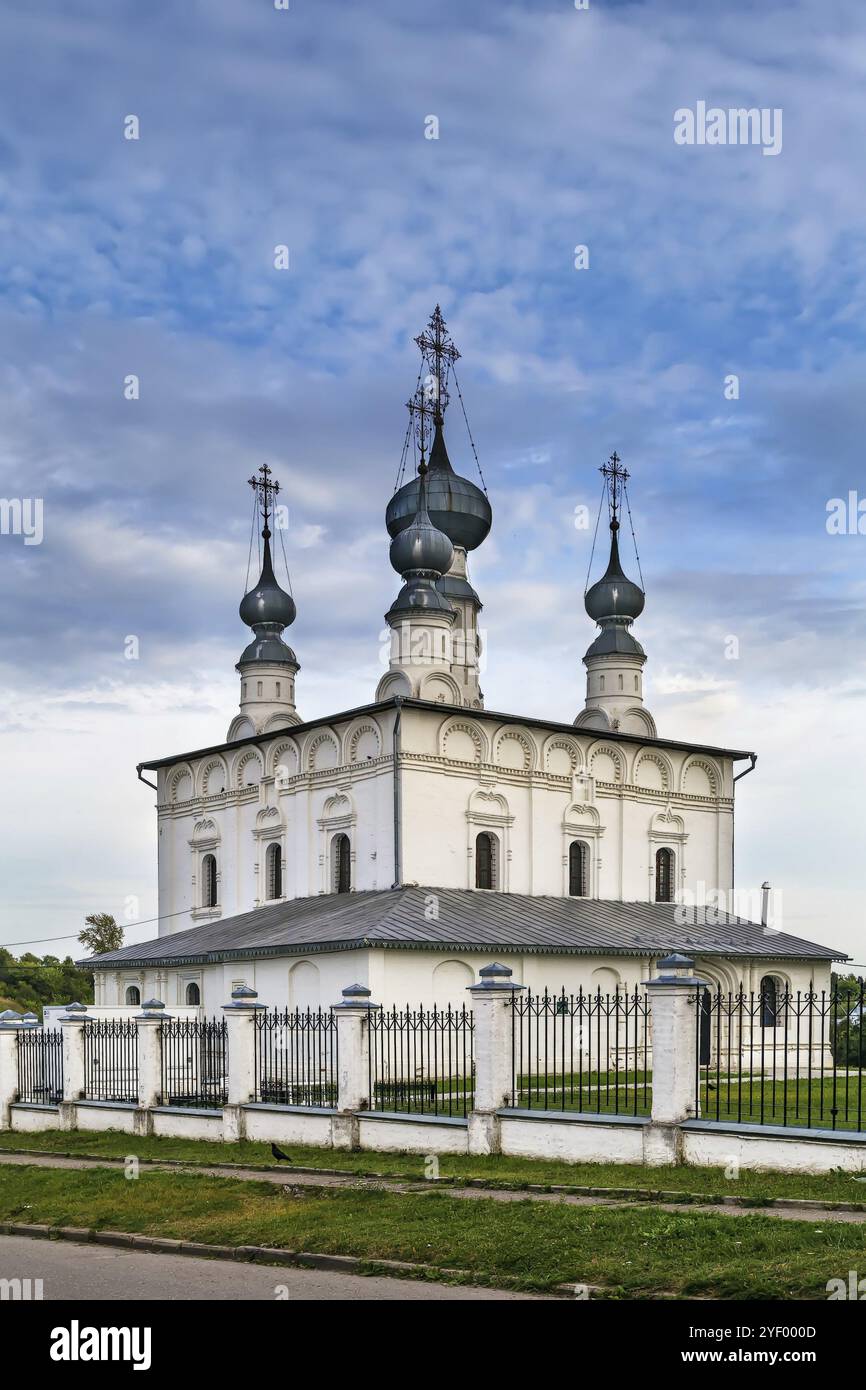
{"left": 74, "top": 1102, "right": 138, "bottom": 1134}
{"left": 151, "top": 1108, "right": 224, "bottom": 1141}
{"left": 499, "top": 1112, "right": 646, "bottom": 1164}
{"left": 357, "top": 1113, "right": 469, "bottom": 1155}
{"left": 9, "top": 1104, "right": 61, "bottom": 1133}
{"left": 4, "top": 1101, "right": 866, "bottom": 1177}
{"left": 682, "top": 1121, "right": 866, "bottom": 1176}
{"left": 243, "top": 1105, "right": 334, "bottom": 1147}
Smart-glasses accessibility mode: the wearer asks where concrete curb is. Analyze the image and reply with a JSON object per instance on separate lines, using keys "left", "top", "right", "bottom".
{"left": 0, "top": 1219, "right": 576, "bottom": 1296}
{"left": 1, "top": 1146, "right": 864, "bottom": 1214}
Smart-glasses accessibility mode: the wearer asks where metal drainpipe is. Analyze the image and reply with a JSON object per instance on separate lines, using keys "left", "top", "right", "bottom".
{"left": 730, "top": 753, "right": 757, "bottom": 891}
{"left": 137, "top": 764, "right": 158, "bottom": 791}
{"left": 392, "top": 698, "right": 403, "bottom": 888}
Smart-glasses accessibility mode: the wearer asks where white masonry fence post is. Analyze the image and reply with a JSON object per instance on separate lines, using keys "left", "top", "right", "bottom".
{"left": 222, "top": 985, "right": 265, "bottom": 1142}
{"left": 467, "top": 963, "right": 525, "bottom": 1156}
{"left": 0, "top": 1010, "right": 27, "bottom": 1130}
{"left": 135, "top": 999, "right": 170, "bottom": 1136}
{"left": 331, "top": 984, "right": 379, "bottom": 1151}
{"left": 58, "top": 1001, "right": 88, "bottom": 1132}
{"left": 642, "top": 952, "right": 701, "bottom": 1166}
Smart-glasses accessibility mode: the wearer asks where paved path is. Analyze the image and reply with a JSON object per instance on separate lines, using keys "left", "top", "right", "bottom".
{"left": 0, "top": 1234, "right": 547, "bottom": 1301}
{"left": 1, "top": 1151, "right": 864, "bottom": 1225}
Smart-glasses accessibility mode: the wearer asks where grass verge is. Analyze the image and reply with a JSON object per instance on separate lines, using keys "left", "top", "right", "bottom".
{"left": 1, "top": 1128, "right": 865, "bottom": 1204}
{"left": 0, "top": 1164, "right": 861, "bottom": 1298}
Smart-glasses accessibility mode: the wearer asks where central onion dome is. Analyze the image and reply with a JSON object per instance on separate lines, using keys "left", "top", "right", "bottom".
{"left": 387, "top": 465, "right": 455, "bottom": 618}
{"left": 238, "top": 524, "right": 298, "bottom": 665}
{"left": 386, "top": 417, "right": 492, "bottom": 553}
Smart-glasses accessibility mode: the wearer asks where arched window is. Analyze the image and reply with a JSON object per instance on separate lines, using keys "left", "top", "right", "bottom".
{"left": 125, "top": 985, "right": 140, "bottom": 1007}
{"left": 568, "top": 841, "right": 588, "bottom": 897}
{"left": 760, "top": 975, "right": 779, "bottom": 1028}
{"left": 201, "top": 853, "right": 218, "bottom": 908}
{"left": 185, "top": 982, "right": 201, "bottom": 1007}
{"left": 655, "top": 847, "right": 674, "bottom": 903}
{"left": 475, "top": 832, "right": 497, "bottom": 890}
{"left": 266, "top": 842, "right": 282, "bottom": 900}
{"left": 333, "top": 834, "right": 351, "bottom": 893}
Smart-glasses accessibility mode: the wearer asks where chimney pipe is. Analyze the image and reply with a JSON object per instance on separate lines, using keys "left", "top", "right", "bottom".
{"left": 761, "top": 881, "right": 771, "bottom": 929}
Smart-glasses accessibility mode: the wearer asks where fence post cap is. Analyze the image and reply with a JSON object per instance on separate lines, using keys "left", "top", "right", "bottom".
{"left": 223, "top": 986, "right": 265, "bottom": 1012}
{"left": 469, "top": 962, "right": 524, "bottom": 993}
{"left": 64, "top": 1002, "right": 88, "bottom": 1015}
{"left": 21, "top": 1012, "right": 39, "bottom": 1026}
{"left": 646, "top": 953, "right": 701, "bottom": 987}
{"left": 334, "top": 983, "right": 378, "bottom": 1010}
{"left": 0, "top": 1009, "right": 23, "bottom": 1028}
{"left": 137, "top": 999, "right": 171, "bottom": 1021}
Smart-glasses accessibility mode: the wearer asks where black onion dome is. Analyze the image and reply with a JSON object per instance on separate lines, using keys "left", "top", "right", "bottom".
{"left": 386, "top": 419, "right": 492, "bottom": 552}
{"left": 584, "top": 527, "right": 645, "bottom": 625}
{"left": 239, "top": 535, "right": 296, "bottom": 630}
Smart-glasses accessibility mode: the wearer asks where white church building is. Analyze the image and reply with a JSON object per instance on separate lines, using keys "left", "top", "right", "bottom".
{"left": 85, "top": 308, "right": 843, "bottom": 1015}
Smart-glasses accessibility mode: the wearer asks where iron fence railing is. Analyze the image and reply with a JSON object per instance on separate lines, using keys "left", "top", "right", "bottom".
{"left": 696, "top": 985, "right": 865, "bottom": 1132}
{"left": 160, "top": 1017, "right": 228, "bottom": 1109}
{"left": 254, "top": 1008, "right": 338, "bottom": 1107}
{"left": 16, "top": 1027, "right": 64, "bottom": 1105}
{"left": 367, "top": 1004, "right": 475, "bottom": 1117}
{"left": 509, "top": 988, "right": 651, "bottom": 1116}
{"left": 83, "top": 1019, "right": 139, "bottom": 1102}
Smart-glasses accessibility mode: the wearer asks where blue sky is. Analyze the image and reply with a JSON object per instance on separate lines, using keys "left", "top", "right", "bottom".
{"left": 1, "top": 0, "right": 864, "bottom": 965}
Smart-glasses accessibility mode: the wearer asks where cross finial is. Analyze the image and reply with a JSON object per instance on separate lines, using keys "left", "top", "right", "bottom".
{"left": 248, "top": 463, "right": 281, "bottom": 536}
{"left": 406, "top": 387, "right": 435, "bottom": 467}
{"left": 414, "top": 305, "right": 461, "bottom": 423}
{"left": 599, "top": 450, "right": 630, "bottom": 530}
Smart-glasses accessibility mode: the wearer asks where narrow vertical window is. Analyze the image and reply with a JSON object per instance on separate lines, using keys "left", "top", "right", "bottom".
{"left": 655, "top": 848, "right": 674, "bottom": 903}
{"left": 333, "top": 834, "right": 351, "bottom": 893}
{"left": 185, "top": 982, "right": 201, "bottom": 1006}
{"left": 569, "top": 841, "right": 588, "bottom": 897}
{"left": 475, "top": 832, "right": 495, "bottom": 890}
{"left": 266, "top": 842, "right": 282, "bottom": 900}
{"left": 202, "top": 853, "right": 218, "bottom": 908}
{"left": 125, "top": 985, "right": 141, "bottom": 1006}
{"left": 760, "top": 975, "right": 778, "bottom": 1028}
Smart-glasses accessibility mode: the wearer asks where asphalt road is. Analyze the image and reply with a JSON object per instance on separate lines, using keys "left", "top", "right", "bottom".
{"left": 0, "top": 1235, "right": 550, "bottom": 1301}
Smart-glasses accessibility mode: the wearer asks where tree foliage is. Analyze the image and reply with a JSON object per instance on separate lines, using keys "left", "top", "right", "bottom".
{"left": 0, "top": 950, "right": 94, "bottom": 1020}
{"left": 77, "top": 913, "right": 123, "bottom": 956}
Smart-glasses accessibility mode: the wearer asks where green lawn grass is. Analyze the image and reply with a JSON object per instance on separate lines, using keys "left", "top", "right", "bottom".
{"left": 0, "top": 1164, "right": 861, "bottom": 1297}
{"left": 1, "top": 1128, "right": 865, "bottom": 1204}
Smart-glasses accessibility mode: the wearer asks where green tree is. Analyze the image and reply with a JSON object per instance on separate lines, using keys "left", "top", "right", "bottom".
{"left": 0, "top": 948, "right": 94, "bottom": 1020}
{"left": 78, "top": 912, "right": 123, "bottom": 956}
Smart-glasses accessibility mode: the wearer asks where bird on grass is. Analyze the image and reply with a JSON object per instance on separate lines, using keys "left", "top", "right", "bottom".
{"left": 271, "top": 1143, "right": 294, "bottom": 1164}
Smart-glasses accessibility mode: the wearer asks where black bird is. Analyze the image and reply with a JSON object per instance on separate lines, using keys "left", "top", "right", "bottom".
{"left": 271, "top": 1143, "right": 294, "bottom": 1164}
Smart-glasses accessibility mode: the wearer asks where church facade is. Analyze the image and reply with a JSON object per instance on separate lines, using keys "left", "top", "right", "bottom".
{"left": 86, "top": 309, "right": 843, "bottom": 1013}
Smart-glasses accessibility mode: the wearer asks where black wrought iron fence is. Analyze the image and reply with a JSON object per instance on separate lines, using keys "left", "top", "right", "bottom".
{"left": 509, "top": 988, "right": 651, "bottom": 1116}
{"left": 368, "top": 1004, "right": 475, "bottom": 1117}
{"left": 16, "top": 1027, "right": 63, "bottom": 1104}
{"left": 83, "top": 1019, "right": 139, "bottom": 1102}
{"left": 254, "top": 1008, "right": 338, "bottom": 1107}
{"left": 696, "top": 984, "right": 865, "bottom": 1132}
{"left": 160, "top": 1017, "right": 228, "bottom": 1109}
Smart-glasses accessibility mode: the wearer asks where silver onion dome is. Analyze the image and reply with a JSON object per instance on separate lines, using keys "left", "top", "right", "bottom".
{"left": 237, "top": 528, "right": 298, "bottom": 666}
{"left": 386, "top": 417, "right": 492, "bottom": 552}
{"left": 584, "top": 524, "right": 645, "bottom": 625}
{"left": 387, "top": 467, "right": 455, "bottom": 619}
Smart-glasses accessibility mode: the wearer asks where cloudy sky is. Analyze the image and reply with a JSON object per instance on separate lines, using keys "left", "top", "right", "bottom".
{"left": 1, "top": 0, "right": 864, "bottom": 967}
